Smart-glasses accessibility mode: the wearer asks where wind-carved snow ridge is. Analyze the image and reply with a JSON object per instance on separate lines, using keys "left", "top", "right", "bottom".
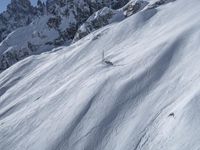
{"left": 1, "top": 0, "right": 200, "bottom": 149}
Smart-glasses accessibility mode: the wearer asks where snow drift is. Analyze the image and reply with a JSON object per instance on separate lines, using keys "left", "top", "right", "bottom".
{"left": 1, "top": 0, "right": 200, "bottom": 150}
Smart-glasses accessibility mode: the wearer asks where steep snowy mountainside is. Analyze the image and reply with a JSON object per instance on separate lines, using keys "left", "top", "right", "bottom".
{"left": 0, "top": 15, "right": 61, "bottom": 71}
{"left": 0, "top": 0, "right": 163, "bottom": 71}
{"left": 72, "top": 7, "right": 125, "bottom": 42}
{"left": 0, "top": 0, "right": 129, "bottom": 43}
{"left": 73, "top": 0, "right": 149, "bottom": 42}
{"left": 0, "top": 0, "right": 132, "bottom": 71}
{"left": 123, "top": 0, "right": 149, "bottom": 17}
{"left": 0, "top": 0, "right": 200, "bottom": 149}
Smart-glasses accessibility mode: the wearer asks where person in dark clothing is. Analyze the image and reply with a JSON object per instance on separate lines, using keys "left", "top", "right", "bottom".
{"left": 168, "top": 112, "right": 175, "bottom": 118}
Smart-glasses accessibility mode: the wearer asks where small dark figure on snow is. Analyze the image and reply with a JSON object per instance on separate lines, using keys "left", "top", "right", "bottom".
{"left": 102, "top": 51, "right": 114, "bottom": 66}
{"left": 168, "top": 112, "right": 175, "bottom": 118}
{"left": 104, "top": 60, "right": 114, "bottom": 66}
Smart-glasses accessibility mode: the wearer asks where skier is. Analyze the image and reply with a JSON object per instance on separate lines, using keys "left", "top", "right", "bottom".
{"left": 168, "top": 112, "right": 175, "bottom": 118}
{"left": 102, "top": 51, "right": 114, "bottom": 66}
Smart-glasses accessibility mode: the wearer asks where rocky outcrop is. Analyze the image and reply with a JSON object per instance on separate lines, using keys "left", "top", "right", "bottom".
{"left": 0, "top": 0, "right": 38, "bottom": 42}
{"left": 0, "top": 15, "right": 59, "bottom": 70}
{"left": 73, "top": 0, "right": 149, "bottom": 42}
{"left": 0, "top": 47, "right": 31, "bottom": 71}
{"left": 0, "top": 0, "right": 130, "bottom": 44}
{"left": 147, "top": 0, "right": 176, "bottom": 9}
{"left": 123, "top": 0, "right": 149, "bottom": 17}
{"left": 73, "top": 7, "right": 124, "bottom": 42}
{"left": 44, "top": 0, "right": 130, "bottom": 44}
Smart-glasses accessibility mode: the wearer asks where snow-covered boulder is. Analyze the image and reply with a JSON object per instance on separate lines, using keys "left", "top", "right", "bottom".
{"left": 0, "top": 0, "right": 130, "bottom": 43}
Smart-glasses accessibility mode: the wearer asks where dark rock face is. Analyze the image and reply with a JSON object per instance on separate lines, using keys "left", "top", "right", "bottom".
{"left": 0, "top": 0, "right": 130, "bottom": 43}
{"left": 37, "top": 0, "right": 47, "bottom": 15}
{"left": 47, "top": 17, "right": 61, "bottom": 28}
{"left": 0, "top": 46, "right": 31, "bottom": 71}
{"left": 46, "top": 0, "right": 129, "bottom": 14}
{"left": 123, "top": 0, "right": 149, "bottom": 17}
{"left": 147, "top": 0, "right": 176, "bottom": 9}
{"left": 45, "top": 0, "right": 130, "bottom": 44}
{"left": 0, "top": 0, "right": 133, "bottom": 71}
{"left": 73, "top": 7, "right": 123, "bottom": 42}
{"left": 0, "top": 0, "right": 37, "bottom": 42}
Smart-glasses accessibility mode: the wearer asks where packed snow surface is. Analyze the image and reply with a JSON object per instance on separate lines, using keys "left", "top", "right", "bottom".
{"left": 1, "top": 0, "right": 200, "bottom": 149}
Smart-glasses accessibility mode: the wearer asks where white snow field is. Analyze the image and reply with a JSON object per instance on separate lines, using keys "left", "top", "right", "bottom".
{"left": 1, "top": 0, "right": 200, "bottom": 149}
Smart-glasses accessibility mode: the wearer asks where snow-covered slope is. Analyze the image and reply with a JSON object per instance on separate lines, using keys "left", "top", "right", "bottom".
{"left": 0, "top": 0, "right": 131, "bottom": 71}
{"left": 0, "top": 15, "right": 59, "bottom": 70}
{"left": 1, "top": 0, "right": 200, "bottom": 150}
